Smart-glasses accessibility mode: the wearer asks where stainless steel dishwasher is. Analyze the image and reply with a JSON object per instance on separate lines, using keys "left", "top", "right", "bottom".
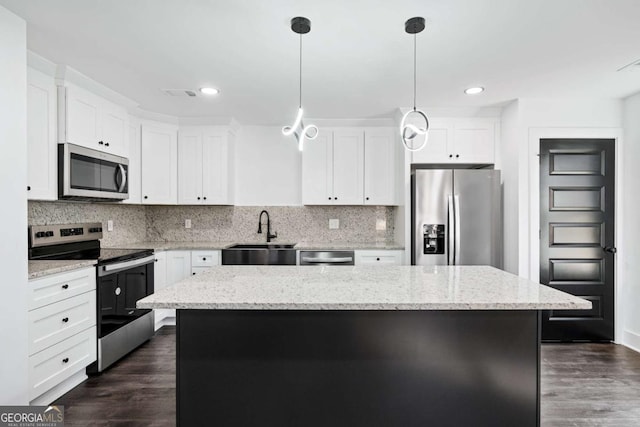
{"left": 299, "top": 250, "right": 355, "bottom": 266}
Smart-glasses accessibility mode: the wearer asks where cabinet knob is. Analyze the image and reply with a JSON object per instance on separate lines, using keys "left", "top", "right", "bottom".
{"left": 98, "top": 141, "right": 104, "bottom": 145}
{"left": 144, "top": 196, "right": 148, "bottom": 199}
{"left": 366, "top": 197, "right": 369, "bottom": 201}
{"left": 61, "top": 284, "right": 69, "bottom": 290}
{"left": 334, "top": 197, "right": 338, "bottom": 200}
{"left": 328, "top": 197, "right": 332, "bottom": 200}
{"left": 27, "top": 186, "right": 31, "bottom": 191}
{"left": 449, "top": 154, "right": 453, "bottom": 158}
{"left": 62, "top": 357, "right": 69, "bottom": 364}
{"left": 376, "top": 257, "right": 380, "bottom": 261}
{"left": 456, "top": 154, "right": 460, "bottom": 158}
{"left": 192, "top": 272, "right": 196, "bottom": 275}
{"left": 203, "top": 197, "right": 207, "bottom": 200}
{"left": 197, "top": 197, "right": 201, "bottom": 200}
{"left": 62, "top": 317, "right": 69, "bottom": 323}
{"left": 105, "top": 142, "right": 110, "bottom": 147}
{"left": 154, "top": 259, "right": 158, "bottom": 262}
{"left": 202, "top": 257, "right": 206, "bottom": 261}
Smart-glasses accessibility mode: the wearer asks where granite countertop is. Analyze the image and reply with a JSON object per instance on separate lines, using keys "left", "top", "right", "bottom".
{"left": 29, "top": 260, "right": 97, "bottom": 280}
{"left": 137, "top": 265, "right": 591, "bottom": 311}
{"left": 108, "top": 241, "right": 404, "bottom": 251}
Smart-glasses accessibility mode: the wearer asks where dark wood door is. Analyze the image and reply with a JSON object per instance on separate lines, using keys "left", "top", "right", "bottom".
{"left": 540, "top": 139, "right": 615, "bottom": 341}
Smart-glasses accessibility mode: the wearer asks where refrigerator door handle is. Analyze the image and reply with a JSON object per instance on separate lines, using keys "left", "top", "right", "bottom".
{"left": 454, "top": 195, "right": 461, "bottom": 265}
{"left": 448, "top": 195, "right": 455, "bottom": 265}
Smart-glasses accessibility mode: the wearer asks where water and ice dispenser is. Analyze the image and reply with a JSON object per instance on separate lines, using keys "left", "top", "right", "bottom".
{"left": 423, "top": 224, "right": 445, "bottom": 254}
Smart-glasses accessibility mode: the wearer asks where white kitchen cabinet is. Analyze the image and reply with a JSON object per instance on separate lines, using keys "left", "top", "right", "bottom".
{"left": 27, "top": 68, "right": 57, "bottom": 200}
{"left": 123, "top": 120, "right": 142, "bottom": 204}
{"left": 141, "top": 123, "right": 178, "bottom": 204}
{"left": 28, "top": 267, "right": 96, "bottom": 405}
{"left": 364, "top": 128, "right": 396, "bottom": 205}
{"left": 302, "top": 129, "right": 364, "bottom": 205}
{"left": 178, "top": 127, "right": 235, "bottom": 205}
{"left": 411, "top": 118, "right": 497, "bottom": 164}
{"left": 167, "top": 250, "right": 191, "bottom": 285}
{"left": 354, "top": 250, "right": 404, "bottom": 266}
{"left": 190, "top": 250, "right": 220, "bottom": 276}
{"left": 58, "top": 84, "right": 129, "bottom": 157}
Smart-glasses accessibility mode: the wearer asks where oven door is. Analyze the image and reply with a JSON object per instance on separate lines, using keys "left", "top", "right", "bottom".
{"left": 97, "top": 255, "right": 155, "bottom": 338}
{"left": 59, "top": 143, "right": 129, "bottom": 200}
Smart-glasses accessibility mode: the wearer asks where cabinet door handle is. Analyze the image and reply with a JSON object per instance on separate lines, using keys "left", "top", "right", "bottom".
{"left": 98, "top": 141, "right": 104, "bottom": 145}
{"left": 62, "top": 317, "right": 69, "bottom": 323}
{"left": 105, "top": 142, "right": 110, "bottom": 147}
{"left": 62, "top": 357, "right": 69, "bottom": 364}
{"left": 61, "top": 284, "right": 69, "bottom": 290}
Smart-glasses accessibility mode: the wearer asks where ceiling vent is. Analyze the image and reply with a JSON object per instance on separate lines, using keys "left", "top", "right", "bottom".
{"left": 161, "top": 89, "right": 198, "bottom": 97}
{"left": 617, "top": 58, "right": 640, "bottom": 72}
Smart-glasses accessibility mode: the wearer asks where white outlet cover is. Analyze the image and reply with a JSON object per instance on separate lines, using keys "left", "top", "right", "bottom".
{"left": 107, "top": 220, "right": 114, "bottom": 232}
{"left": 185, "top": 219, "right": 192, "bottom": 229}
{"left": 329, "top": 219, "right": 339, "bottom": 229}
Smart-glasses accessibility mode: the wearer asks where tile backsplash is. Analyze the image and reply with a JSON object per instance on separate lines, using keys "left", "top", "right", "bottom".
{"left": 146, "top": 205, "right": 396, "bottom": 243}
{"left": 29, "top": 202, "right": 397, "bottom": 245}
{"left": 29, "top": 201, "right": 146, "bottom": 247}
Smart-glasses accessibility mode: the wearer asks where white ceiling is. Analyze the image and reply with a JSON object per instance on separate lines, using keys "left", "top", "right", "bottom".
{"left": 2, "top": 0, "right": 640, "bottom": 124}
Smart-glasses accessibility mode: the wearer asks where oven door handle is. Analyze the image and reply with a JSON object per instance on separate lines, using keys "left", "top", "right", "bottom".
{"left": 99, "top": 255, "right": 156, "bottom": 275}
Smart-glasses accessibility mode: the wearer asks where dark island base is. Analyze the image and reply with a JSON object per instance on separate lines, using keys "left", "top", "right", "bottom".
{"left": 177, "top": 310, "right": 540, "bottom": 427}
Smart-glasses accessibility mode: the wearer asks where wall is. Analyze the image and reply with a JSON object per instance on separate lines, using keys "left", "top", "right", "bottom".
{"left": 29, "top": 202, "right": 147, "bottom": 246}
{"left": 234, "top": 126, "right": 302, "bottom": 206}
{"left": 621, "top": 91, "right": 640, "bottom": 351}
{"left": 0, "top": 6, "right": 28, "bottom": 404}
{"left": 146, "top": 205, "right": 396, "bottom": 244}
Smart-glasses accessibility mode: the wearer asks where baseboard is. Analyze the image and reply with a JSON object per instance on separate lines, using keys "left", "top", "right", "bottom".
{"left": 29, "top": 369, "right": 87, "bottom": 406}
{"left": 155, "top": 316, "right": 176, "bottom": 331}
{"left": 622, "top": 330, "right": 640, "bottom": 353}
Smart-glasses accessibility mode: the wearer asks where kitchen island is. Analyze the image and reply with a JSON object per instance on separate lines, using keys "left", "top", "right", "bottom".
{"left": 137, "top": 265, "right": 590, "bottom": 427}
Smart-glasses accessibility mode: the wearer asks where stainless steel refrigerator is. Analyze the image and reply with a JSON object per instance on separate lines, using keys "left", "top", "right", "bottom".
{"left": 411, "top": 169, "right": 502, "bottom": 267}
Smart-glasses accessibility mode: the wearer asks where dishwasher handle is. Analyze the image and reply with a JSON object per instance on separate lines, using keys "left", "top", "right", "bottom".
{"left": 301, "top": 256, "right": 353, "bottom": 263}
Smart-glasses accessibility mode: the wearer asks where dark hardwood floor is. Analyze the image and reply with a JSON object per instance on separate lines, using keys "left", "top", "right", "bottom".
{"left": 55, "top": 327, "right": 640, "bottom": 426}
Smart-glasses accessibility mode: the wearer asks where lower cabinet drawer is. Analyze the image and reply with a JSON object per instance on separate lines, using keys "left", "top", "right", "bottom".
{"left": 354, "top": 251, "right": 404, "bottom": 266}
{"left": 29, "top": 291, "right": 96, "bottom": 356}
{"left": 29, "top": 267, "right": 96, "bottom": 310}
{"left": 29, "top": 326, "right": 97, "bottom": 401}
{"left": 191, "top": 250, "right": 220, "bottom": 267}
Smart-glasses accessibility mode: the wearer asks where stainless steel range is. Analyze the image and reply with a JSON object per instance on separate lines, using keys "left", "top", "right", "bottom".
{"left": 28, "top": 222, "right": 155, "bottom": 374}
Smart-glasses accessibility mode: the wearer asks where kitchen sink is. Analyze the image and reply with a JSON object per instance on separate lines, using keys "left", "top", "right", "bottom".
{"left": 222, "top": 243, "right": 297, "bottom": 265}
{"left": 227, "top": 243, "right": 296, "bottom": 249}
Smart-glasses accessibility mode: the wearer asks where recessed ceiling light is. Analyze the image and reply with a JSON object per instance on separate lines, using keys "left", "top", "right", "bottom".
{"left": 464, "top": 87, "right": 484, "bottom": 95}
{"left": 200, "top": 87, "right": 219, "bottom": 95}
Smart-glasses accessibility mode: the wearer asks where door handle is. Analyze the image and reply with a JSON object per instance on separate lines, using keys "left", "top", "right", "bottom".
{"left": 117, "top": 164, "right": 127, "bottom": 192}
{"left": 454, "top": 195, "right": 461, "bottom": 265}
{"left": 447, "top": 195, "right": 454, "bottom": 265}
{"left": 603, "top": 246, "right": 617, "bottom": 254}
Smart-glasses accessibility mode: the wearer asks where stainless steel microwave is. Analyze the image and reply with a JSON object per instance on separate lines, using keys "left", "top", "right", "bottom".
{"left": 58, "top": 143, "right": 129, "bottom": 201}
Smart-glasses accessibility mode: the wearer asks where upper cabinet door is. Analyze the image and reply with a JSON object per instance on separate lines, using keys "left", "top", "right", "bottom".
{"left": 452, "top": 119, "right": 496, "bottom": 164}
{"left": 364, "top": 128, "right": 396, "bottom": 205}
{"left": 411, "top": 119, "right": 454, "bottom": 164}
{"left": 100, "top": 102, "right": 128, "bottom": 157}
{"left": 27, "top": 68, "right": 57, "bottom": 201}
{"left": 123, "top": 121, "right": 141, "bottom": 204}
{"left": 202, "top": 130, "right": 232, "bottom": 205}
{"left": 178, "top": 130, "right": 204, "bottom": 204}
{"left": 302, "top": 130, "right": 333, "bottom": 205}
{"left": 332, "top": 129, "right": 364, "bottom": 205}
{"left": 63, "top": 85, "right": 100, "bottom": 149}
{"left": 141, "top": 124, "right": 178, "bottom": 204}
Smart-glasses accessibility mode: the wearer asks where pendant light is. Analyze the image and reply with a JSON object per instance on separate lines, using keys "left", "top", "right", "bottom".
{"left": 282, "top": 16, "right": 318, "bottom": 151}
{"left": 400, "top": 17, "right": 429, "bottom": 152}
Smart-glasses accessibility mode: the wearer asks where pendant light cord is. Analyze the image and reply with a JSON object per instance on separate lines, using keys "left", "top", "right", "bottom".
{"left": 413, "top": 33, "right": 417, "bottom": 111}
{"left": 299, "top": 33, "right": 303, "bottom": 109}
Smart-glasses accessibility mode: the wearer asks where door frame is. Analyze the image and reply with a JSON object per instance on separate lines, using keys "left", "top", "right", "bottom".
{"left": 527, "top": 127, "right": 623, "bottom": 342}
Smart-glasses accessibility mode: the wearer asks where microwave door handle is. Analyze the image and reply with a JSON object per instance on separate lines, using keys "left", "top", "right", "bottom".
{"left": 117, "top": 165, "right": 127, "bottom": 193}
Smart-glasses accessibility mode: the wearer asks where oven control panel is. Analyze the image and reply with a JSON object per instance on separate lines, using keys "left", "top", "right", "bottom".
{"left": 29, "top": 222, "right": 104, "bottom": 248}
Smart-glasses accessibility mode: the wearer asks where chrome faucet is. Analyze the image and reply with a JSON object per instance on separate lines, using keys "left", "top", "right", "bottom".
{"left": 257, "top": 210, "right": 277, "bottom": 243}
